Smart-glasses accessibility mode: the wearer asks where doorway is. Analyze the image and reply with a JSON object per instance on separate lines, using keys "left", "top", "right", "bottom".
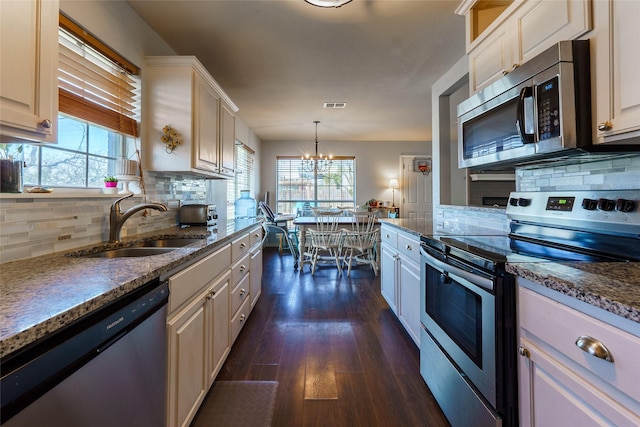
{"left": 401, "top": 155, "right": 432, "bottom": 220}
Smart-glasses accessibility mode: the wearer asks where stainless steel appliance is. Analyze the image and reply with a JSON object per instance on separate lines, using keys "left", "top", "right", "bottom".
{"left": 180, "top": 203, "right": 218, "bottom": 227}
{"left": 458, "top": 40, "right": 591, "bottom": 169}
{"left": 419, "top": 190, "right": 640, "bottom": 427}
{"left": 1, "top": 280, "right": 169, "bottom": 426}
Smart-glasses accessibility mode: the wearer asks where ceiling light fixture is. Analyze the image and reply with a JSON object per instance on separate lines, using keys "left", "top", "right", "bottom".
{"left": 302, "top": 121, "right": 332, "bottom": 174}
{"left": 304, "top": 0, "right": 353, "bottom": 8}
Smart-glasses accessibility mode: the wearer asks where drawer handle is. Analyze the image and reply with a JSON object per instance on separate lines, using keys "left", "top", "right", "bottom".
{"left": 406, "top": 244, "right": 412, "bottom": 251}
{"left": 240, "top": 242, "right": 247, "bottom": 248}
{"left": 240, "top": 314, "right": 246, "bottom": 322}
{"left": 255, "top": 233, "right": 260, "bottom": 238}
{"left": 240, "top": 288, "right": 247, "bottom": 296}
{"left": 575, "top": 335, "right": 614, "bottom": 363}
{"left": 518, "top": 346, "right": 530, "bottom": 358}
{"left": 41, "top": 119, "right": 52, "bottom": 129}
{"left": 240, "top": 264, "right": 246, "bottom": 272}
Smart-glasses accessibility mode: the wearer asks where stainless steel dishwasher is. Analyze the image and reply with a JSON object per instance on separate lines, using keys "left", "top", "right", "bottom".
{"left": 1, "top": 279, "right": 169, "bottom": 426}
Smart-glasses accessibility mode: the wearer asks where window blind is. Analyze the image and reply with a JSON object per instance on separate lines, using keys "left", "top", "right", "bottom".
{"left": 227, "top": 142, "right": 256, "bottom": 220}
{"left": 58, "top": 15, "right": 140, "bottom": 137}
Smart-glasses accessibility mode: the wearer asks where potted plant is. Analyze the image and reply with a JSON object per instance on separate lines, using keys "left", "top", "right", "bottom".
{"left": 103, "top": 176, "right": 119, "bottom": 194}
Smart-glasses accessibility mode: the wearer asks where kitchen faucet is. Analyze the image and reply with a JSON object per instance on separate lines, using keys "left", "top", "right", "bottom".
{"left": 109, "top": 193, "right": 168, "bottom": 242}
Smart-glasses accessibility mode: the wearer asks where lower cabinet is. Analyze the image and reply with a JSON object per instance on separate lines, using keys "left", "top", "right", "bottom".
{"left": 167, "top": 271, "right": 230, "bottom": 427}
{"left": 517, "top": 283, "right": 640, "bottom": 426}
{"left": 379, "top": 223, "right": 421, "bottom": 346}
{"left": 250, "top": 242, "right": 263, "bottom": 308}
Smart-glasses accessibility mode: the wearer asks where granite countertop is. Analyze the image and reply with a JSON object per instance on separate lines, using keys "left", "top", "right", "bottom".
{"left": 0, "top": 219, "right": 262, "bottom": 359}
{"left": 379, "top": 219, "right": 640, "bottom": 327}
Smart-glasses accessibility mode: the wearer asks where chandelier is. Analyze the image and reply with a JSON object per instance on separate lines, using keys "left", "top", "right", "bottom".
{"left": 304, "top": 0, "right": 353, "bottom": 8}
{"left": 302, "top": 121, "right": 332, "bottom": 173}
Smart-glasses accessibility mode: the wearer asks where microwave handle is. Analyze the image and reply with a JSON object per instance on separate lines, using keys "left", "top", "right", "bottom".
{"left": 516, "top": 86, "right": 535, "bottom": 144}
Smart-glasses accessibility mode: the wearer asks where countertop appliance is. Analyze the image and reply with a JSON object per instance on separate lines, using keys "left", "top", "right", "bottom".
{"left": 457, "top": 40, "right": 591, "bottom": 169}
{"left": 419, "top": 190, "right": 640, "bottom": 427}
{"left": 180, "top": 203, "right": 217, "bottom": 227}
{"left": 1, "top": 280, "right": 169, "bottom": 426}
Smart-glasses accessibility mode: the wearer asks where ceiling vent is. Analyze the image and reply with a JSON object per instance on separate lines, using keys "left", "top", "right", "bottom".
{"left": 323, "top": 102, "right": 347, "bottom": 109}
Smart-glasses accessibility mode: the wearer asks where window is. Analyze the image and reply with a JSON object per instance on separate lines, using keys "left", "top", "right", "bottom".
{"left": 276, "top": 157, "right": 355, "bottom": 215}
{"left": 6, "top": 15, "right": 140, "bottom": 188}
{"left": 227, "top": 142, "right": 256, "bottom": 220}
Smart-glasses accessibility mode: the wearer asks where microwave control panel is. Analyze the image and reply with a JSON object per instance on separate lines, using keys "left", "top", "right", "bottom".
{"left": 537, "top": 76, "right": 560, "bottom": 141}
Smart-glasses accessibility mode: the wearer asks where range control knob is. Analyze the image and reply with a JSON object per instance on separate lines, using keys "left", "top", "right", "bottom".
{"left": 616, "top": 199, "right": 636, "bottom": 213}
{"left": 597, "top": 198, "right": 616, "bottom": 211}
{"left": 517, "top": 198, "right": 531, "bottom": 207}
{"left": 509, "top": 198, "right": 519, "bottom": 207}
{"left": 582, "top": 198, "right": 598, "bottom": 210}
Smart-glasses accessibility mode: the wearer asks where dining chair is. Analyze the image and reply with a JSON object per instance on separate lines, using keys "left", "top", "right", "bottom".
{"left": 307, "top": 208, "right": 344, "bottom": 275}
{"left": 259, "top": 201, "right": 299, "bottom": 269}
{"left": 341, "top": 212, "right": 379, "bottom": 276}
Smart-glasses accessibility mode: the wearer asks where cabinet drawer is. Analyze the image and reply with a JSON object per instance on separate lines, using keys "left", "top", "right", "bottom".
{"left": 231, "top": 233, "right": 252, "bottom": 261}
{"left": 230, "top": 274, "right": 250, "bottom": 315}
{"left": 380, "top": 226, "right": 398, "bottom": 249}
{"left": 168, "top": 244, "right": 231, "bottom": 314}
{"left": 249, "top": 226, "right": 262, "bottom": 249}
{"left": 397, "top": 232, "right": 420, "bottom": 264}
{"left": 230, "top": 295, "right": 251, "bottom": 343}
{"left": 231, "top": 252, "right": 250, "bottom": 285}
{"left": 519, "top": 287, "right": 640, "bottom": 403}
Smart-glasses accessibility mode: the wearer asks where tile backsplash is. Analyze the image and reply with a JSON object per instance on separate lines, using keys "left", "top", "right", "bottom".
{"left": 0, "top": 172, "right": 209, "bottom": 264}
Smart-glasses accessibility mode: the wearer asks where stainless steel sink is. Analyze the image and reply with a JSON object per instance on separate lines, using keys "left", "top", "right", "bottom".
{"left": 84, "top": 247, "right": 178, "bottom": 258}
{"left": 135, "top": 238, "right": 204, "bottom": 248}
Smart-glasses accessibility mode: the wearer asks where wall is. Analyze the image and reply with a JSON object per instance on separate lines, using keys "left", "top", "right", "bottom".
{"left": 259, "top": 140, "right": 430, "bottom": 209}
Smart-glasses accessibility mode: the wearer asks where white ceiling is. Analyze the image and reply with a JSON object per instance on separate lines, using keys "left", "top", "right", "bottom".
{"left": 126, "top": 0, "right": 466, "bottom": 143}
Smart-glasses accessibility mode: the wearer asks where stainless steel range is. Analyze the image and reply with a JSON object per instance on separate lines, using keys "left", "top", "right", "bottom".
{"left": 419, "top": 190, "right": 640, "bottom": 427}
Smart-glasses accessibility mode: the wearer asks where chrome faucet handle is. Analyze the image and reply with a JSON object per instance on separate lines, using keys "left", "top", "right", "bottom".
{"left": 111, "top": 193, "right": 133, "bottom": 211}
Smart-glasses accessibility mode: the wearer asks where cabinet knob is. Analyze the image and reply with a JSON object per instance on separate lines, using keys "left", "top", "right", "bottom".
{"left": 406, "top": 244, "right": 412, "bottom": 251}
{"left": 575, "top": 335, "right": 614, "bottom": 363}
{"left": 40, "top": 119, "right": 52, "bottom": 129}
{"left": 597, "top": 121, "right": 613, "bottom": 132}
{"left": 240, "top": 265, "right": 246, "bottom": 272}
{"left": 239, "top": 314, "right": 246, "bottom": 322}
{"left": 255, "top": 233, "right": 260, "bottom": 238}
{"left": 240, "top": 242, "right": 246, "bottom": 248}
{"left": 240, "top": 288, "right": 246, "bottom": 296}
{"left": 518, "top": 346, "right": 530, "bottom": 358}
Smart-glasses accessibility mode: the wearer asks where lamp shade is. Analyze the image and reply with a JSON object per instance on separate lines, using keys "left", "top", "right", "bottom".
{"left": 389, "top": 179, "right": 399, "bottom": 189}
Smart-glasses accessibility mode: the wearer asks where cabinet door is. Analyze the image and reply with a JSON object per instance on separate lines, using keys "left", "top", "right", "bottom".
{"left": 398, "top": 257, "right": 421, "bottom": 346}
{"left": 219, "top": 101, "right": 235, "bottom": 177}
{"left": 0, "top": 0, "right": 58, "bottom": 143}
{"left": 469, "top": 24, "right": 513, "bottom": 93}
{"left": 167, "top": 296, "right": 207, "bottom": 427}
{"left": 380, "top": 243, "right": 397, "bottom": 313}
{"left": 518, "top": 338, "right": 640, "bottom": 427}
{"left": 207, "top": 276, "right": 230, "bottom": 387}
{"left": 250, "top": 247, "right": 263, "bottom": 308}
{"left": 593, "top": 0, "right": 640, "bottom": 141}
{"left": 193, "top": 72, "right": 220, "bottom": 172}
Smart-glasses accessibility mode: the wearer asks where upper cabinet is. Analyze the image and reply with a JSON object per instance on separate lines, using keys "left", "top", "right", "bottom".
{"left": 143, "top": 56, "right": 238, "bottom": 178}
{"left": 591, "top": 0, "right": 640, "bottom": 143}
{"left": 457, "top": 0, "right": 592, "bottom": 94}
{"left": 0, "top": 0, "right": 58, "bottom": 143}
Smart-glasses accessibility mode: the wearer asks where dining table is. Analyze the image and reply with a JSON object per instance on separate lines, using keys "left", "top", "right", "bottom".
{"left": 292, "top": 216, "right": 381, "bottom": 272}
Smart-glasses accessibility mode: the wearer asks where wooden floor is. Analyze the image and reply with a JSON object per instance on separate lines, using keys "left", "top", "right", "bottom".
{"left": 193, "top": 248, "right": 450, "bottom": 427}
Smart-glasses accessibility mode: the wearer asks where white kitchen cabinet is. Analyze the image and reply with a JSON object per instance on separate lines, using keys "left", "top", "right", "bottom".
{"left": 0, "top": 0, "right": 58, "bottom": 143}
{"left": 250, "top": 228, "right": 263, "bottom": 309}
{"left": 517, "top": 284, "right": 640, "bottom": 426}
{"left": 143, "top": 56, "right": 238, "bottom": 178}
{"left": 380, "top": 224, "right": 421, "bottom": 346}
{"left": 459, "top": 0, "right": 592, "bottom": 93}
{"left": 166, "top": 244, "right": 231, "bottom": 427}
{"left": 229, "top": 226, "right": 261, "bottom": 343}
{"left": 591, "top": 0, "right": 640, "bottom": 143}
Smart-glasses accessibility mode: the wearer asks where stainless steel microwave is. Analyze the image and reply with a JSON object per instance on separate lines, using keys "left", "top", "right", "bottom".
{"left": 457, "top": 40, "right": 592, "bottom": 169}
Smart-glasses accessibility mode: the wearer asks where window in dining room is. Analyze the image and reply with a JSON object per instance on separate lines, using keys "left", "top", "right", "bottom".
{"left": 276, "top": 156, "right": 355, "bottom": 216}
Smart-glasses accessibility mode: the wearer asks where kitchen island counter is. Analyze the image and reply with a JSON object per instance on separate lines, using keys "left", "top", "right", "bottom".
{"left": 0, "top": 219, "right": 261, "bottom": 359}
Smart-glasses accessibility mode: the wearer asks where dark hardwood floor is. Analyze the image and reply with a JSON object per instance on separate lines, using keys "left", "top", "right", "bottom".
{"left": 193, "top": 248, "right": 450, "bottom": 427}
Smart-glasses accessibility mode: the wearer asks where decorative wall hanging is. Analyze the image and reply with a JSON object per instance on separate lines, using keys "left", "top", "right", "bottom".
{"left": 413, "top": 157, "right": 432, "bottom": 176}
{"left": 161, "top": 125, "right": 182, "bottom": 154}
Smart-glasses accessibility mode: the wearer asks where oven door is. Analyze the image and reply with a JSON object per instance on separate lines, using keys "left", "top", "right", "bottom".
{"left": 420, "top": 248, "right": 497, "bottom": 408}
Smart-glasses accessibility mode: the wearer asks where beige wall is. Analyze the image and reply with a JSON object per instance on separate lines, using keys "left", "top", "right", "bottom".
{"left": 260, "top": 140, "right": 430, "bottom": 209}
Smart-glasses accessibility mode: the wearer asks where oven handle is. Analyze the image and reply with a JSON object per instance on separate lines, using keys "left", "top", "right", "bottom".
{"left": 421, "top": 247, "right": 494, "bottom": 291}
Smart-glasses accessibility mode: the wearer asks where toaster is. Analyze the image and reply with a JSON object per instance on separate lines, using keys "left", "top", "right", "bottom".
{"left": 179, "top": 204, "right": 217, "bottom": 227}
